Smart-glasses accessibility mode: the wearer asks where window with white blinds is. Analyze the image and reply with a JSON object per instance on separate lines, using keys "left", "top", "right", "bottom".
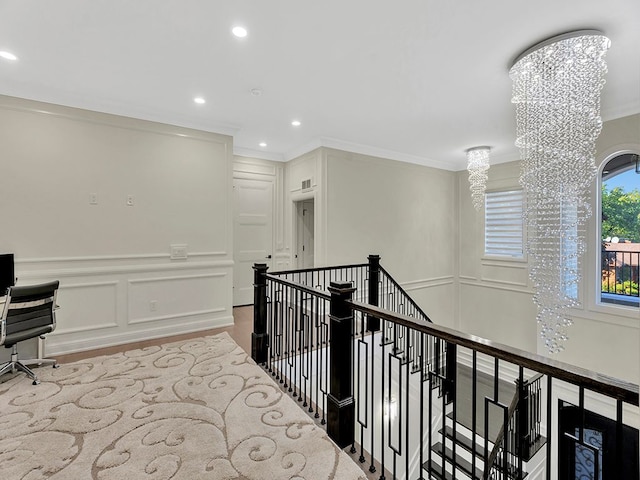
{"left": 484, "top": 190, "right": 524, "bottom": 257}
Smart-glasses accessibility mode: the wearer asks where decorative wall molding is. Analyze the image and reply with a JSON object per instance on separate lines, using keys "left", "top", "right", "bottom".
{"left": 54, "top": 280, "right": 119, "bottom": 335}
{"left": 460, "top": 278, "right": 533, "bottom": 295}
{"left": 458, "top": 275, "right": 478, "bottom": 281}
{"left": 54, "top": 322, "right": 120, "bottom": 336}
{"left": 16, "top": 252, "right": 228, "bottom": 266}
{"left": 0, "top": 95, "right": 233, "bottom": 143}
{"left": 566, "top": 307, "right": 639, "bottom": 329}
{"left": 127, "top": 271, "right": 228, "bottom": 325}
{"left": 232, "top": 158, "right": 277, "bottom": 177}
{"left": 46, "top": 315, "right": 234, "bottom": 356}
{"left": 39, "top": 264, "right": 233, "bottom": 356}
{"left": 128, "top": 271, "right": 227, "bottom": 285}
{"left": 400, "top": 276, "right": 454, "bottom": 291}
{"left": 16, "top": 259, "right": 233, "bottom": 280}
{"left": 128, "top": 307, "right": 227, "bottom": 326}
{"left": 481, "top": 257, "right": 528, "bottom": 268}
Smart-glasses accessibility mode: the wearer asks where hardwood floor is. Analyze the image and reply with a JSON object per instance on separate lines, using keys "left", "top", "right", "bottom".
{"left": 55, "top": 306, "right": 254, "bottom": 364}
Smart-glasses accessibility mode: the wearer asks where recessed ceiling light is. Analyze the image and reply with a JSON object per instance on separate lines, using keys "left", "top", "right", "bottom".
{"left": 259, "top": 142, "right": 267, "bottom": 147}
{"left": 232, "top": 26, "right": 248, "bottom": 38}
{"left": 291, "top": 120, "right": 301, "bottom": 127}
{"left": 194, "top": 97, "right": 206, "bottom": 104}
{"left": 0, "top": 51, "right": 18, "bottom": 61}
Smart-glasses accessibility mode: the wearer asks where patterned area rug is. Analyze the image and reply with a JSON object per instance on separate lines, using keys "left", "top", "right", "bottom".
{"left": 0, "top": 332, "right": 366, "bottom": 479}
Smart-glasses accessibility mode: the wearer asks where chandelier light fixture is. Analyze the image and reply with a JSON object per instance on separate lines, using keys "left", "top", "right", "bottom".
{"left": 466, "top": 146, "right": 491, "bottom": 210}
{"left": 510, "top": 30, "right": 610, "bottom": 354}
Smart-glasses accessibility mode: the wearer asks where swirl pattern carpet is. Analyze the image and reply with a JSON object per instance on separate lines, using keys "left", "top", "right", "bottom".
{"left": 0, "top": 332, "right": 366, "bottom": 480}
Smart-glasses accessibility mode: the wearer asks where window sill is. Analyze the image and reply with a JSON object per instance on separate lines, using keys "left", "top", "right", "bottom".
{"left": 481, "top": 255, "right": 528, "bottom": 266}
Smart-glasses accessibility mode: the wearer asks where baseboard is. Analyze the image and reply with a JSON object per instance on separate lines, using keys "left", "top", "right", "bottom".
{"left": 46, "top": 315, "right": 234, "bottom": 356}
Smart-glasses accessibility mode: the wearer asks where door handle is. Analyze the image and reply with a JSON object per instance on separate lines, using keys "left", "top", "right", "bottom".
{"left": 266, "top": 255, "right": 272, "bottom": 259}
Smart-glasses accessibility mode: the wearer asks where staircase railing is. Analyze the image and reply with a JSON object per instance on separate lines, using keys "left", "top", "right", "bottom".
{"left": 378, "top": 265, "right": 432, "bottom": 322}
{"left": 251, "top": 256, "right": 639, "bottom": 480}
{"left": 483, "top": 373, "right": 544, "bottom": 480}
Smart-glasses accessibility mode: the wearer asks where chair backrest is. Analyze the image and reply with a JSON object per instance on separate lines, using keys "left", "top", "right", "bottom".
{"left": 0, "top": 253, "right": 15, "bottom": 295}
{"left": 0, "top": 280, "right": 59, "bottom": 346}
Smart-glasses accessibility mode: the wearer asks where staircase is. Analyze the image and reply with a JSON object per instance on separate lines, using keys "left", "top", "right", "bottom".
{"left": 253, "top": 256, "right": 640, "bottom": 480}
{"left": 423, "top": 365, "right": 544, "bottom": 480}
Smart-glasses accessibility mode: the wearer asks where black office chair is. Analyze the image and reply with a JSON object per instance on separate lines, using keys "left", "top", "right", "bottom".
{"left": 0, "top": 281, "right": 60, "bottom": 385}
{"left": 0, "top": 253, "right": 15, "bottom": 295}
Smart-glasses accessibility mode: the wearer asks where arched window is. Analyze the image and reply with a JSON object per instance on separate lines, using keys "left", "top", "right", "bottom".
{"left": 599, "top": 153, "right": 640, "bottom": 307}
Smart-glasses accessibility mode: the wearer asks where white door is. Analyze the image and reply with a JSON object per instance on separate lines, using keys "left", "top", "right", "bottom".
{"left": 296, "top": 200, "right": 314, "bottom": 269}
{"left": 233, "top": 178, "right": 273, "bottom": 306}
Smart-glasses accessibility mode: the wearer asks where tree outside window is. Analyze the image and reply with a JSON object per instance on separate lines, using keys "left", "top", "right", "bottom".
{"left": 600, "top": 153, "right": 640, "bottom": 305}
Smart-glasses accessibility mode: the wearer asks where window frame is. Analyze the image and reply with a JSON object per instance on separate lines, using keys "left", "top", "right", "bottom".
{"left": 595, "top": 149, "right": 640, "bottom": 310}
{"left": 483, "top": 188, "right": 525, "bottom": 260}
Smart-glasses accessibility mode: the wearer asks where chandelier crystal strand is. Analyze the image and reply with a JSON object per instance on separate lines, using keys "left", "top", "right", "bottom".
{"left": 510, "top": 32, "right": 609, "bottom": 354}
{"left": 467, "top": 147, "right": 491, "bottom": 210}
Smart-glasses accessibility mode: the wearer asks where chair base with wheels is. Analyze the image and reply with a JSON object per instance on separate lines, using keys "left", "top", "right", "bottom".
{"left": 0, "top": 336, "right": 59, "bottom": 385}
{"left": 0, "top": 281, "right": 60, "bottom": 385}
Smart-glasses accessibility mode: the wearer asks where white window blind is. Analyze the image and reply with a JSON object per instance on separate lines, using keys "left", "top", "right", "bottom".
{"left": 484, "top": 190, "right": 524, "bottom": 257}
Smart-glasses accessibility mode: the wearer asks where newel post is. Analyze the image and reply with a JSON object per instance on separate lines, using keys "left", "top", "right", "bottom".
{"left": 367, "top": 254, "right": 380, "bottom": 332}
{"left": 516, "top": 378, "right": 531, "bottom": 461}
{"left": 327, "top": 280, "right": 356, "bottom": 448}
{"left": 444, "top": 343, "right": 457, "bottom": 404}
{"left": 251, "top": 263, "right": 269, "bottom": 363}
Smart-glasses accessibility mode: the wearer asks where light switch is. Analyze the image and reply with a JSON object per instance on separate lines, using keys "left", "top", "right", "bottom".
{"left": 170, "top": 244, "right": 188, "bottom": 260}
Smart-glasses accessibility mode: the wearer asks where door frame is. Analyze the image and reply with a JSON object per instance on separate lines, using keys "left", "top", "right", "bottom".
{"left": 294, "top": 198, "right": 315, "bottom": 269}
{"left": 291, "top": 191, "right": 316, "bottom": 270}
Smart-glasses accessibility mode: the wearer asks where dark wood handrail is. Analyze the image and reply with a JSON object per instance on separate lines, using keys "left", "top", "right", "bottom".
{"left": 268, "top": 263, "right": 368, "bottom": 277}
{"left": 348, "top": 300, "right": 639, "bottom": 405}
{"left": 379, "top": 265, "right": 433, "bottom": 322}
{"left": 483, "top": 390, "right": 520, "bottom": 480}
{"left": 266, "top": 274, "right": 332, "bottom": 300}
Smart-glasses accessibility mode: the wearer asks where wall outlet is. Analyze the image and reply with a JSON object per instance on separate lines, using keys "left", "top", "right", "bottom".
{"left": 149, "top": 300, "right": 157, "bottom": 312}
{"left": 126, "top": 194, "right": 134, "bottom": 206}
{"left": 89, "top": 193, "right": 98, "bottom": 205}
{"left": 170, "top": 244, "right": 188, "bottom": 260}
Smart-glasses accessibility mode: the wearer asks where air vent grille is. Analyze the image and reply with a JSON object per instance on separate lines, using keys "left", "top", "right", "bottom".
{"left": 301, "top": 179, "right": 311, "bottom": 190}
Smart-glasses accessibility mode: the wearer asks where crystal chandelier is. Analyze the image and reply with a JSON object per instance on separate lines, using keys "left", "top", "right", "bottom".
{"left": 466, "top": 146, "right": 491, "bottom": 210}
{"left": 510, "top": 31, "right": 610, "bottom": 354}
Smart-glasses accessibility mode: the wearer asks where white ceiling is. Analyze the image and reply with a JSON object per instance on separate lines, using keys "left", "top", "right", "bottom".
{"left": 1, "top": 0, "right": 638, "bottom": 171}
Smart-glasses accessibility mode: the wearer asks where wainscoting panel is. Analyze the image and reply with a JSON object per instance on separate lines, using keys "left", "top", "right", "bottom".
{"left": 128, "top": 272, "right": 228, "bottom": 325}
{"left": 21, "top": 256, "right": 234, "bottom": 356}
{"left": 55, "top": 281, "right": 119, "bottom": 334}
{"left": 480, "top": 257, "right": 530, "bottom": 288}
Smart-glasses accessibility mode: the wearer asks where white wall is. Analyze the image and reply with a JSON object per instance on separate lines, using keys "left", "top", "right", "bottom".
{"left": 457, "top": 113, "right": 640, "bottom": 383}
{"left": 457, "top": 161, "right": 538, "bottom": 352}
{"left": 323, "top": 148, "right": 458, "bottom": 328}
{"left": 0, "top": 95, "right": 234, "bottom": 355}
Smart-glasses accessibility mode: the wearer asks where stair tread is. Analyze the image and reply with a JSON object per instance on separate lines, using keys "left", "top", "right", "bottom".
{"left": 432, "top": 442, "right": 483, "bottom": 480}
{"left": 431, "top": 426, "right": 528, "bottom": 480}
{"left": 440, "top": 425, "right": 487, "bottom": 458}
{"left": 425, "top": 452, "right": 528, "bottom": 480}
{"left": 423, "top": 460, "right": 456, "bottom": 480}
